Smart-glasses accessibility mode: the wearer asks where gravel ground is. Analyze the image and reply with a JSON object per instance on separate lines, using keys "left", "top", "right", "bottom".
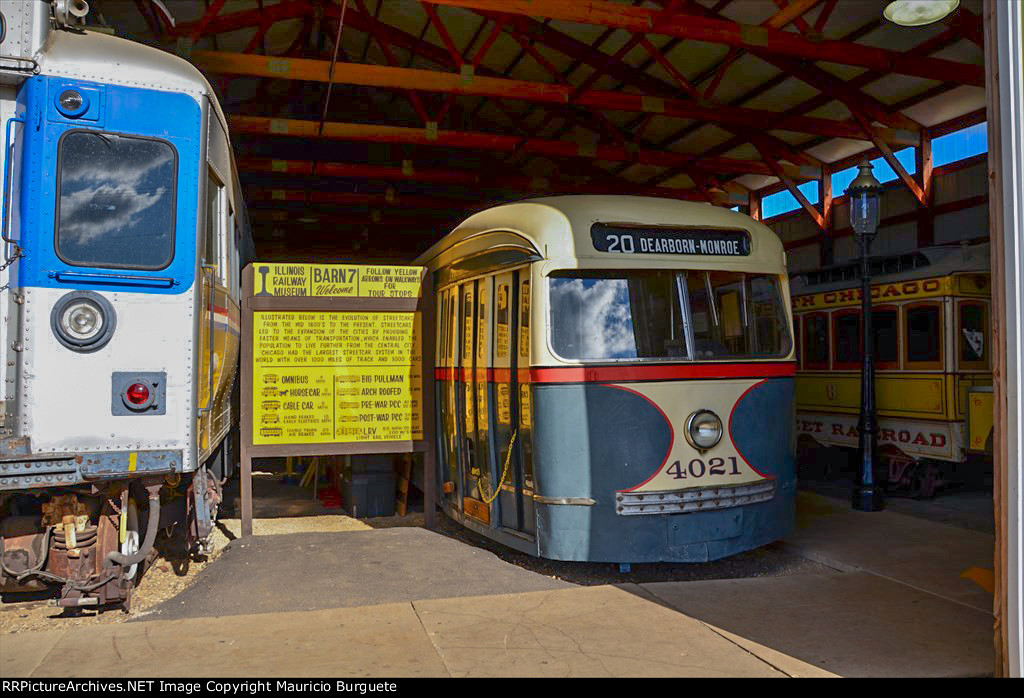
{"left": 0, "top": 512, "right": 397, "bottom": 635}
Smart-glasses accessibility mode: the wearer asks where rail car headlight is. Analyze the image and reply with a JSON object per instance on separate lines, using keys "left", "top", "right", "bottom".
{"left": 55, "top": 89, "right": 89, "bottom": 118}
{"left": 62, "top": 301, "right": 102, "bottom": 339}
{"left": 685, "top": 409, "right": 723, "bottom": 451}
{"left": 51, "top": 291, "right": 116, "bottom": 352}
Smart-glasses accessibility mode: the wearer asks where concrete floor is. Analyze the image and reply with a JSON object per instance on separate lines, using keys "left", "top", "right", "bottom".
{"left": 0, "top": 491, "right": 997, "bottom": 678}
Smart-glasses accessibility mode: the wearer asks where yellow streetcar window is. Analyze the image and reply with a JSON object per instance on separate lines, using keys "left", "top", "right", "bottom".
{"left": 906, "top": 303, "right": 943, "bottom": 369}
{"left": 833, "top": 311, "right": 861, "bottom": 368}
{"left": 803, "top": 313, "right": 829, "bottom": 369}
{"left": 874, "top": 307, "right": 901, "bottom": 368}
{"left": 959, "top": 302, "right": 988, "bottom": 368}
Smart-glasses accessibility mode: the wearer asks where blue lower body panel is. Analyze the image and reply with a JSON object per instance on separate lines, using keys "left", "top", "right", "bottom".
{"left": 535, "top": 484, "right": 795, "bottom": 562}
{"left": 530, "top": 380, "right": 796, "bottom": 563}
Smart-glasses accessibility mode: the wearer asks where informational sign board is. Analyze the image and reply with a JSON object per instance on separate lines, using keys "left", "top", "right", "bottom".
{"left": 252, "top": 311, "right": 422, "bottom": 445}
{"left": 239, "top": 263, "right": 436, "bottom": 536}
{"left": 253, "top": 263, "right": 423, "bottom": 299}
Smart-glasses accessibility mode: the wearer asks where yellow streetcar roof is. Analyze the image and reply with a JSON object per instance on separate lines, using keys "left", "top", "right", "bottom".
{"left": 415, "top": 195, "right": 786, "bottom": 272}
{"left": 790, "top": 242, "right": 990, "bottom": 298}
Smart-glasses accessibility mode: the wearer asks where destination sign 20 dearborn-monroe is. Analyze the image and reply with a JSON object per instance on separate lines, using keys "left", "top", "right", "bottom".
{"left": 591, "top": 223, "right": 751, "bottom": 256}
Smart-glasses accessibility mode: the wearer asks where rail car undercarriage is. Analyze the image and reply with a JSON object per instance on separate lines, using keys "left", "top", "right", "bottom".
{"left": 0, "top": 464, "right": 222, "bottom": 610}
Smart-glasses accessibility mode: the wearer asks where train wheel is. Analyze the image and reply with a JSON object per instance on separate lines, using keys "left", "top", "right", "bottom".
{"left": 911, "top": 462, "right": 941, "bottom": 500}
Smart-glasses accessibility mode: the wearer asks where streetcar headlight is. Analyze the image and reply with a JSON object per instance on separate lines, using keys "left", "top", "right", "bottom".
{"left": 51, "top": 291, "right": 116, "bottom": 352}
{"left": 61, "top": 300, "right": 103, "bottom": 341}
{"left": 685, "top": 409, "right": 723, "bottom": 450}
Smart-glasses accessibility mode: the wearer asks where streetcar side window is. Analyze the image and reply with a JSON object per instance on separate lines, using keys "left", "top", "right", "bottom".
{"left": 794, "top": 315, "right": 801, "bottom": 367}
{"left": 874, "top": 307, "right": 900, "bottom": 368}
{"left": 750, "top": 275, "right": 791, "bottom": 356}
{"left": 959, "top": 301, "right": 988, "bottom": 369}
{"left": 803, "top": 313, "right": 829, "bottom": 369}
{"left": 496, "top": 283, "right": 510, "bottom": 359}
{"left": 905, "top": 303, "right": 943, "bottom": 368}
{"left": 833, "top": 311, "right": 861, "bottom": 368}
{"left": 55, "top": 130, "right": 177, "bottom": 270}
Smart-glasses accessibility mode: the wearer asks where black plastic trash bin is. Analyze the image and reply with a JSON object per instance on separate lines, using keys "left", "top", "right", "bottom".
{"left": 343, "top": 471, "right": 395, "bottom": 517}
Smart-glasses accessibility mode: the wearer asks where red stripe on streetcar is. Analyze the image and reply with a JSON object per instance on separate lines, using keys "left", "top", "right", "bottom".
{"left": 434, "top": 363, "right": 795, "bottom": 383}
{"left": 526, "top": 362, "right": 796, "bottom": 383}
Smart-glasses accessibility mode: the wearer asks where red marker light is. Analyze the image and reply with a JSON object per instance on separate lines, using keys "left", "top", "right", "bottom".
{"left": 126, "top": 383, "right": 150, "bottom": 405}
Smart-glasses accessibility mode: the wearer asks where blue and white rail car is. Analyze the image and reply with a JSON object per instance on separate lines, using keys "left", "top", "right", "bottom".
{"left": 0, "top": 2, "right": 248, "bottom": 608}
{"left": 417, "top": 196, "right": 797, "bottom": 563}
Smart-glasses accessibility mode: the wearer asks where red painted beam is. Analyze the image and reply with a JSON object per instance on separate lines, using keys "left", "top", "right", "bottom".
{"left": 249, "top": 208, "right": 450, "bottom": 227}
{"left": 470, "top": 8, "right": 836, "bottom": 163}
{"left": 247, "top": 189, "right": 469, "bottom": 209}
{"left": 173, "top": 1, "right": 310, "bottom": 37}
{"left": 420, "top": 0, "right": 985, "bottom": 86}
{"left": 231, "top": 115, "right": 816, "bottom": 180}
{"left": 765, "top": 0, "right": 822, "bottom": 30}
{"left": 758, "top": 145, "right": 824, "bottom": 230}
{"left": 648, "top": 0, "right": 923, "bottom": 132}
{"left": 194, "top": 50, "right": 903, "bottom": 145}
{"left": 236, "top": 157, "right": 743, "bottom": 203}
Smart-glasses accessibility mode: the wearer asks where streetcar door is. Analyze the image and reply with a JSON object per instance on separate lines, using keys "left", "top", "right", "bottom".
{"left": 437, "top": 286, "right": 460, "bottom": 509}
{"left": 491, "top": 269, "right": 535, "bottom": 536}
{"left": 458, "top": 279, "right": 493, "bottom": 524}
{"left": 493, "top": 272, "right": 519, "bottom": 531}
{"left": 513, "top": 271, "right": 536, "bottom": 535}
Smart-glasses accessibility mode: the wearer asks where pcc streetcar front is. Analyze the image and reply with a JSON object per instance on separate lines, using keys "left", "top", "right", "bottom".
{"left": 422, "top": 196, "right": 798, "bottom": 563}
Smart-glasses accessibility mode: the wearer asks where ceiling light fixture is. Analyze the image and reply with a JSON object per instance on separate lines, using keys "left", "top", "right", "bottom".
{"left": 883, "top": 0, "right": 959, "bottom": 27}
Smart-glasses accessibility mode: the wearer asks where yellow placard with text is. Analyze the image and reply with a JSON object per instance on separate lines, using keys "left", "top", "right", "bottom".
{"left": 253, "top": 311, "right": 422, "bottom": 445}
{"left": 253, "top": 263, "right": 423, "bottom": 299}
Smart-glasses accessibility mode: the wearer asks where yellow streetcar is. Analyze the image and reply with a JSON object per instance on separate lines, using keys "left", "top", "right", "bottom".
{"left": 790, "top": 244, "right": 993, "bottom": 497}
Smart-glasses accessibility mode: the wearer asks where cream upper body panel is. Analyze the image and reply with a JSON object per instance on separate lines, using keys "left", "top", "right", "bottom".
{"left": 417, "top": 196, "right": 794, "bottom": 368}
{"left": 416, "top": 195, "right": 787, "bottom": 274}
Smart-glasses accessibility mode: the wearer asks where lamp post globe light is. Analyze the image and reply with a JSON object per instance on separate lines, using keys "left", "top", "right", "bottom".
{"left": 848, "top": 162, "right": 885, "bottom": 512}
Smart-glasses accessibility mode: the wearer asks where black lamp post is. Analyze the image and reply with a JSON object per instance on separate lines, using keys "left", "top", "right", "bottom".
{"left": 847, "top": 162, "right": 885, "bottom": 512}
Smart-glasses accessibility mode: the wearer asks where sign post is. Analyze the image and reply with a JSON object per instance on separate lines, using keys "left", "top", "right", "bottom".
{"left": 239, "top": 263, "right": 436, "bottom": 536}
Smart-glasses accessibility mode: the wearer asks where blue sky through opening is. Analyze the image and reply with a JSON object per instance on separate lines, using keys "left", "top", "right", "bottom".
{"left": 759, "top": 122, "right": 988, "bottom": 221}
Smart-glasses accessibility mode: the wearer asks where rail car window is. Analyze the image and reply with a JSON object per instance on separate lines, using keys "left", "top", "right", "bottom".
{"left": 874, "top": 308, "right": 900, "bottom": 367}
{"left": 794, "top": 315, "right": 801, "bottom": 366}
{"left": 56, "top": 131, "right": 176, "bottom": 270}
{"left": 685, "top": 271, "right": 790, "bottom": 359}
{"left": 549, "top": 270, "right": 789, "bottom": 361}
{"left": 496, "top": 283, "right": 510, "bottom": 358}
{"left": 205, "top": 171, "right": 223, "bottom": 270}
{"left": 959, "top": 302, "right": 987, "bottom": 367}
{"left": 549, "top": 271, "right": 685, "bottom": 360}
{"left": 834, "top": 312, "right": 861, "bottom": 367}
{"left": 906, "top": 304, "right": 942, "bottom": 366}
{"left": 803, "top": 313, "right": 829, "bottom": 369}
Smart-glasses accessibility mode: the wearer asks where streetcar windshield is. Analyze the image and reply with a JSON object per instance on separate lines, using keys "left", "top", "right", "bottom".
{"left": 549, "top": 270, "right": 791, "bottom": 361}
